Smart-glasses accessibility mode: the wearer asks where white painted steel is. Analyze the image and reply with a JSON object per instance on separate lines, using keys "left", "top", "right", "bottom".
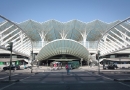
{"left": 37, "top": 39, "right": 90, "bottom": 61}
{"left": 0, "top": 15, "right": 32, "bottom": 57}
{"left": 98, "top": 17, "right": 130, "bottom": 56}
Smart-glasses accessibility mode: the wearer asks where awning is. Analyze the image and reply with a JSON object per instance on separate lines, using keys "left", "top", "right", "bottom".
{"left": 37, "top": 39, "right": 90, "bottom": 61}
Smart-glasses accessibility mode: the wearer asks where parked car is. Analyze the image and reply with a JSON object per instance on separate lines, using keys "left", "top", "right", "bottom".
{"left": 24, "top": 64, "right": 31, "bottom": 69}
{"left": 3, "top": 65, "right": 20, "bottom": 70}
{"left": 106, "top": 64, "right": 118, "bottom": 69}
{"left": 25, "top": 66, "right": 31, "bottom": 69}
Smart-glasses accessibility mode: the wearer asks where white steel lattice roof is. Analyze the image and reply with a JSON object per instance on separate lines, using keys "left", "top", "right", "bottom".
{"left": 2, "top": 15, "right": 129, "bottom": 61}
{"left": 18, "top": 20, "right": 121, "bottom": 42}
{"left": 0, "top": 15, "right": 32, "bottom": 57}
{"left": 98, "top": 17, "right": 130, "bottom": 56}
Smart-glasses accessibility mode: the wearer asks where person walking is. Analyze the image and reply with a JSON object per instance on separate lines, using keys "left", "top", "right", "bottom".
{"left": 65, "top": 63, "right": 69, "bottom": 75}
{"left": 69, "top": 64, "right": 72, "bottom": 70}
{"left": 60, "top": 63, "right": 62, "bottom": 69}
{"left": 54, "top": 63, "right": 57, "bottom": 70}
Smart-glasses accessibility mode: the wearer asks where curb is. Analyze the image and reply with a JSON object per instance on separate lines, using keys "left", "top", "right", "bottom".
{"left": 114, "top": 79, "right": 130, "bottom": 82}
{"left": 35, "top": 72, "right": 39, "bottom": 74}
{"left": 0, "top": 80, "right": 20, "bottom": 83}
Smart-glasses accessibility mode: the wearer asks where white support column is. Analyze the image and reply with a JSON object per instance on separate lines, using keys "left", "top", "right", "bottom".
{"left": 83, "top": 38, "right": 86, "bottom": 47}
{"left": 81, "top": 30, "right": 87, "bottom": 48}
{"left": 39, "top": 31, "right": 46, "bottom": 47}
{"left": 81, "top": 58, "right": 83, "bottom": 66}
{"left": 60, "top": 30, "right": 67, "bottom": 39}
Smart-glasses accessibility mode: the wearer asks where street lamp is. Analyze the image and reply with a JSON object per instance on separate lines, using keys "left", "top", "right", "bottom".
{"left": 36, "top": 60, "right": 39, "bottom": 73}
{"left": 31, "top": 51, "right": 33, "bottom": 73}
{"left": 6, "top": 42, "right": 13, "bottom": 81}
{"left": 97, "top": 50, "right": 100, "bottom": 74}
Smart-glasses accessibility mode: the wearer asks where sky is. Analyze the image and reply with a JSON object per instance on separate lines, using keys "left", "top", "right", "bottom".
{"left": 0, "top": 0, "right": 130, "bottom": 23}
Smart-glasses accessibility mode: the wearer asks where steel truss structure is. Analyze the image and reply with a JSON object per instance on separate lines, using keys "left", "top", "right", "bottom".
{"left": 98, "top": 17, "right": 130, "bottom": 56}
{"left": 1, "top": 14, "right": 130, "bottom": 61}
{"left": 18, "top": 19, "right": 111, "bottom": 48}
{"left": 0, "top": 15, "right": 32, "bottom": 57}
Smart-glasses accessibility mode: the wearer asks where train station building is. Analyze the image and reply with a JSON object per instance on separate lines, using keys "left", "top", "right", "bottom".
{"left": 0, "top": 15, "right": 130, "bottom": 68}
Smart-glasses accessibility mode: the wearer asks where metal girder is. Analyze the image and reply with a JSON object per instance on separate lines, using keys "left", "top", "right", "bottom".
{"left": 0, "top": 15, "right": 32, "bottom": 57}
{"left": 98, "top": 17, "right": 130, "bottom": 56}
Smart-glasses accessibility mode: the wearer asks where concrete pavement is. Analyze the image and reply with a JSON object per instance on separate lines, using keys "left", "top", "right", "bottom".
{"left": 0, "top": 66, "right": 130, "bottom": 90}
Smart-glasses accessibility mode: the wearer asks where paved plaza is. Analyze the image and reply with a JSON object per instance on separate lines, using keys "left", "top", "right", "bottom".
{"left": 0, "top": 66, "right": 130, "bottom": 90}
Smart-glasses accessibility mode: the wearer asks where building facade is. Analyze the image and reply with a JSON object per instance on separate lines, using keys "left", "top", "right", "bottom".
{"left": 0, "top": 15, "right": 130, "bottom": 67}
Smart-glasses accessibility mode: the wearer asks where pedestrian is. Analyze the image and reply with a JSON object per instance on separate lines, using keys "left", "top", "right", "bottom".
{"left": 69, "top": 64, "right": 72, "bottom": 70}
{"left": 61, "top": 63, "right": 62, "bottom": 69}
{"left": 54, "top": 63, "right": 57, "bottom": 70}
{"left": 58, "top": 63, "right": 60, "bottom": 70}
{"left": 65, "top": 63, "right": 69, "bottom": 75}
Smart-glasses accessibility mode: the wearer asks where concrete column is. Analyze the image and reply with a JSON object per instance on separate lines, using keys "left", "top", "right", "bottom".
{"left": 81, "top": 30, "right": 87, "bottom": 48}
{"left": 81, "top": 58, "right": 83, "bottom": 66}
{"left": 87, "top": 60, "right": 89, "bottom": 66}
{"left": 47, "top": 60, "right": 48, "bottom": 66}
{"left": 103, "top": 60, "right": 105, "bottom": 69}
{"left": 119, "top": 58, "right": 121, "bottom": 69}
{"left": 37, "top": 61, "right": 39, "bottom": 67}
{"left": 31, "top": 51, "right": 33, "bottom": 73}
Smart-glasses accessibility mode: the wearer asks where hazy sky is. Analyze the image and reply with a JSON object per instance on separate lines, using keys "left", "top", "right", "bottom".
{"left": 0, "top": 0, "right": 130, "bottom": 23}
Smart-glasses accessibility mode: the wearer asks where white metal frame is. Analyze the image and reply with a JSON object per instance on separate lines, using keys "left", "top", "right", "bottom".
{"left": 98, "top": 17, "right": 130, "bottom": 56}
{"left": 0, "top": 15, "right": 32, "bottom": 57}
{"left": 37, "top": 39, "right": 90, "bottom": 61}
